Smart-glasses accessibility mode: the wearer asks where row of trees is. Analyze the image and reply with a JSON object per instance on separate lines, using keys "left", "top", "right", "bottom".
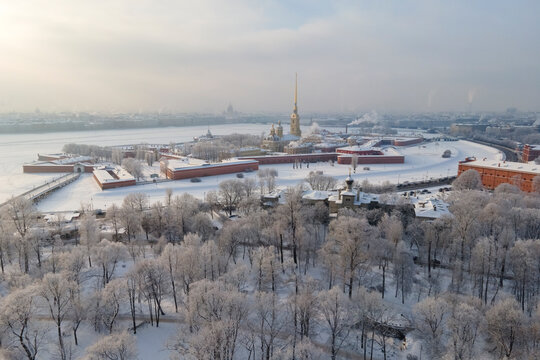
{"left": 2, "top": 171, "right": 540, "bottom": 359}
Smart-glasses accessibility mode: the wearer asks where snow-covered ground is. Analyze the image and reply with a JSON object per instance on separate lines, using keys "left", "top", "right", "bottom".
{"left": 0, "top": 124, "right": 271, "bottom": 203}
{"left": 36, "top": 139, "right": 502, "bottom": 212}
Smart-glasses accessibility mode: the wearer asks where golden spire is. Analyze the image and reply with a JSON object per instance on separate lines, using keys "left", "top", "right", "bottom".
{"left": 294, "top": 72, "right": 298, "bottom": 111}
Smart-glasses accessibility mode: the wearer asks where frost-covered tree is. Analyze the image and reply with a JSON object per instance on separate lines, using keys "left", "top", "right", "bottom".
{"left": 325, "top": 216, "right": 372, "bottom": 298}
{"left": 305, "top": 171, "right": 337, "bottom": 191}
{"left": 0, "top": 285, "right": 44, "bottom": 360}
{"left": 445, "top": 296, "right": 483, "bottom": 360}
{"left": 94, "top": 240, "right": 128, "bottom": 286}
{"left": 79, "top": 213, "right": 100, "bottom": 266}
{"left": 485, "top": 297, "right": 526, "bottom": 359}
{"left": 452, "top": 169, "right": 483, "bottom": 191}
{"left": 392, "top": 241, "right": 415, "bottom": 304}
{"left": 413, "top": 296, "right": 448, "bottom": 358}
{"left": 318, "top": 286, "right": 352, "bottom": 360}
{"left": 106, "top": 204, "right": 122, "bottom": 242}
{"left": 219, "top": 179, "right": 246, "bottom": 216}
{"left": 1, "top": 197, "right": 37, "bottom": 273}
{"left": 122, "top": 192, "right": 148, "bottom": 212}
{"left": 135, "top": 258, "right": 169, "bottom": 326}
{"left": 39, "top": 273, "right": 77, "bottom": 360}
{"left": 179, "top": 279, "right": 248, "bottom": 360}
{"left": 276, "top": 186, "right": 306, "bottom": 266}
{"left": 84, "top": 331, "right": 137, "bottom": 360}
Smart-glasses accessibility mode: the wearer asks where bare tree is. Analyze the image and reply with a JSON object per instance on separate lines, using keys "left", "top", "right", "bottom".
{"left": 121, "top": 158, "right": 143, "bottom": 180}
{"left": 219, "top": 179, "right": 246, "bottom": 216}
{"left": 106, "top": 204, "right": 121, "bottom": 242}
{"left": 305, "top": 171, "right": 337, "bottom": 191}
{"left": 79, "top": 213, "right": 100, "bottom": 267}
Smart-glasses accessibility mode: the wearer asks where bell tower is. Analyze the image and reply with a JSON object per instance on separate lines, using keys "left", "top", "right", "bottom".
{"left": 290, "top": 73, "right": 301, "bottom": 137}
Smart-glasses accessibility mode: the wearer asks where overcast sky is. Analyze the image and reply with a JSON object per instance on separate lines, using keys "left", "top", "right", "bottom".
{"left": 0, "top": 1, "right": 539, "bottom": 113}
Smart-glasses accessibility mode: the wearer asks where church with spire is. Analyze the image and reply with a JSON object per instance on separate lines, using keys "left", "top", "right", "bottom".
{"left": 262, "top": 74, "right": 302, "bottom": 152}
{"left": 290, "top": 73, "right": 301, "bottom": 137}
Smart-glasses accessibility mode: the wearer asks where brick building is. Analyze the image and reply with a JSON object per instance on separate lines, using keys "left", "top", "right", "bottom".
{"left": 457, "top": 158, "right": 540, "bottom": 192}
{"left": 522, "top": 144, "right": 540, "bottom": 162}
{"left": 163, "top": 159, "right": 259, "bottom": 180}
{"left": 93, "top": 167, "right": 136, "bottom": 190}
{"left": 238, "top": 153, "right": 338, "bottom": 165}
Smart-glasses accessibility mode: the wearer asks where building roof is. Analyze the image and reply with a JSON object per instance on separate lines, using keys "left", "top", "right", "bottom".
{"left": 167, "top": 158, "right": 258, "bottom": 172}
{"left": 93, "top": 167, "right": 135, "bottom": 183}
{"left": 461, "top": 158, "right": 540, "bottom": 175}
{"left": 410, "top": 196, "right": 451, "bottom": 219}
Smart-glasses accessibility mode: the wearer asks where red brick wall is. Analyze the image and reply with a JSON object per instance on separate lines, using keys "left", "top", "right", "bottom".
{"left": 337, "top": 155, "right": 404, "bottom": 164}
{"left": 239, "top": 153, "right": 337, "bottom": 164}
{"left": 23, "top": 164, "right": 94, "bottom": 173}
{"left": 23, "top": 165, "right": 74, "bottom": 173}
{"left": 93, "top": 174, "right": 136, "bottom": 189}
{"left": 458, "top": 163, "right": 537, "bottom": 192}
{"left": 336, "top": 149, "right": 383, "bottom": 155}
{"left": 168, "top": 162, "right": 259, "bottom": 180}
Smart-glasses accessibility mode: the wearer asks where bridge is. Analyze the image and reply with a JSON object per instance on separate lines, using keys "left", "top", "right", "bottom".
{"left": 0, "top": 173, "right": 81, "bottom": 209}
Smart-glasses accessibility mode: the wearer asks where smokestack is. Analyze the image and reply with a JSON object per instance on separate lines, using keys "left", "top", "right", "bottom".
{"left": 345, "top": 124, "right": 348, "bottom": 134}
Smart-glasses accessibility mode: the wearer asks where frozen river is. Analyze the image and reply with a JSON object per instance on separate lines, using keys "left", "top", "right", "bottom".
{"left": 0, "top": 123, "right": 271, "bottom": 203}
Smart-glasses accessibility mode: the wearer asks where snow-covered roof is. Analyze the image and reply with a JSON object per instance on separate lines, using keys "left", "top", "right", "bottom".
{"left": 410, "top": 196, "right": 451, "bottom": 219}
{"left": 93, "top": 167, "right": 135, "bottom": 183}
{"left": 302, "top": 190, "right": 332, "bottom": 200}
{"left": 43, "top": 212, "right": 80, "bottom": 222}
{"left": 338, "top": 144, "right": 377, "bottom": 152}
{"left": 462, "top": 159, "right": 540, "bottom": 175}
{"left": 167, "top": 158, "right": 258, "bottom": 172}
{"left": 52, "top": 156, "right": 93, "bottom": 165}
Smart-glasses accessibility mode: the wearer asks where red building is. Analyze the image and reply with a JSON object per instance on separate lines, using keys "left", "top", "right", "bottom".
{"left": 458, "top": 158, "right": 540, "bottom": 192}
{"left": 164, "top": 159, "right": 259, "bottom": 180}
{"left": 93, "top": 168, "right": 136, "bottom": 190}
{"left": 23, "top": 162, "right": 94, "bottom": 173}
{"left": 337, "top": 154, "right": 404, "bottom": 164}
{"left": 522, "top": 144, "right": 540, "bottom": 162}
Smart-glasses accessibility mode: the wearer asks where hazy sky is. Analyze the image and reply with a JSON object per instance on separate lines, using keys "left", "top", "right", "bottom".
{"left": 1, "top": 1, "right": 539, "bottom": 113}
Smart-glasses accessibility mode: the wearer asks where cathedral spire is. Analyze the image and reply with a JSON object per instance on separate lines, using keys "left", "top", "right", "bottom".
{"left": 290, "top": 73, "right": 301, "bottom": 137}
{"left": 294, "top": 72, "right": 298, "bottom": 110}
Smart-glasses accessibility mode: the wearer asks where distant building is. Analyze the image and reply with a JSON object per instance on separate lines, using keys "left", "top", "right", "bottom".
{"left": 93, "top": 166, "right": 136, "bottom": 190}
{"left": 522, "top": 144, "right": 540, "bottom": 163}
{"left": 325, "top": 175, "right": 414, "bottom": 217}
{"left": 24, "top": 154, "right": 94, "bottom": 173}
{"left": 458, "top": 158, "right": 540, "bottom": 192}
{"left": 290, "top": 74, "right": 301, "bottom": 137}
{"left": 162, "top": 158, "right": 259, "bottom": 180}
{"left": 261, "top": 121, "right": 299, "bottom": 152}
